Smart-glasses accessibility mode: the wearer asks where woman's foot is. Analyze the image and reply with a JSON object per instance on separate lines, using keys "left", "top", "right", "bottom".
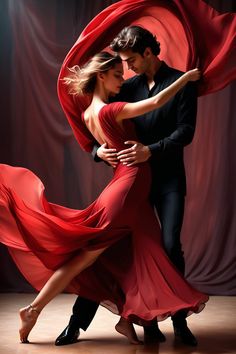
{"left": 19, "top": 305, "right": 40, "bottom": 343}
{"left": 115, "top": 318, "right": 143, "bottom": 345}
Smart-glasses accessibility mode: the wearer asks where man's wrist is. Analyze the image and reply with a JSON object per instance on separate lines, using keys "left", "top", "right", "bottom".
{"left": 92, "top": 145, "right": 102, "bottom": 162}
{"left": 145, "top": 145, "right": 152, "bottom": 159}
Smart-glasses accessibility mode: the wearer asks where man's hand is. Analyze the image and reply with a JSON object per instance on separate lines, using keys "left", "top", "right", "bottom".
{"left": 117, "top": 140, "right": 151, "bottom": 166}
{"left": 97, "top": 143, "right": 118, "bottom": 168}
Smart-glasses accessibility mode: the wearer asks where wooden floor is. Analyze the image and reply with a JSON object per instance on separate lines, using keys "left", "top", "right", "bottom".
{"left": 0, "top": 294, "right": 235, "bottom": 354}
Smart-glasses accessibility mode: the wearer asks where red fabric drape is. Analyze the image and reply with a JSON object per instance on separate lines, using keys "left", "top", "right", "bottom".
{"left": 0, "top": 0, "right": 235, "bottom": 295}
{"left": 58, "top": 0, "right": 236, "bottom": 151}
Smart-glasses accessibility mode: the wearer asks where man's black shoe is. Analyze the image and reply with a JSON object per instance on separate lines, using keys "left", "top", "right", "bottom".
{"left": 174, "top": 325, "right": 198, "bottom": 347}
{"left": 55, "top": 325, "right": 80, "bottom": 346}
{"left": 144, "top": 324, "right": 166, "bottom": 343}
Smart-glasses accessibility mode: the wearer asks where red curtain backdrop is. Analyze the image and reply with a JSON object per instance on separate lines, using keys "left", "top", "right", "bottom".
{"left": 0, "top": 0, "right": 235, "bottom": 295}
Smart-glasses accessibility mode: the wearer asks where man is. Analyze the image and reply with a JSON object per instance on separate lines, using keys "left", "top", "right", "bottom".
{"left": 56, "top": 26, "right": 198, "bottom": 347}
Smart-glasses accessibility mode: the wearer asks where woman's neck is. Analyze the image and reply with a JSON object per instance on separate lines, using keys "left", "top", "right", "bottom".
{"left": 89, "top": 94, "right": 107, "bottom": 116}
{"left": 93, "top": 85, "right": 109, "bottom": 104}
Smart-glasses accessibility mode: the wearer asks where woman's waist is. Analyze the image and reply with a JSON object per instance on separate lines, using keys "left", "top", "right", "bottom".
{"left": 114, "top": 161, "right": 151, "bottom": 178}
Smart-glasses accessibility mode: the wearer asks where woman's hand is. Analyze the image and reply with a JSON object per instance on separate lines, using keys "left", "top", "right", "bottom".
{"left": 185, "top": 68, "right": 201, "bottom": 82}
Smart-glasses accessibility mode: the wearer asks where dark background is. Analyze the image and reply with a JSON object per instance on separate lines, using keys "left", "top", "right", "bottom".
{"left": 0, "top": 0, "right": 235, "bottom": 294}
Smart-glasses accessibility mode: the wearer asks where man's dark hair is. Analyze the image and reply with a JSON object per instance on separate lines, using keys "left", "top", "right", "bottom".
{"left": 110, "top": 26, "right": 160, "bottom": 56}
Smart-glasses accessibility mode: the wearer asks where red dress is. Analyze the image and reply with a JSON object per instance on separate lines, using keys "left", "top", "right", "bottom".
{"left": 0, "top": 102, "right": 208, "bottom": 325}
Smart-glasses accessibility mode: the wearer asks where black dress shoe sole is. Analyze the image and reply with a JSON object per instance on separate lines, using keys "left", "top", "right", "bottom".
{"left": 144, "top": 332, "right": 166, "bottom": 343}
{"left": 55, "top": 328, "right": 80, "bottom": 346}
{"left": 55, "top": 338, "right": 78, "bottom": 346}
{"left": 144, "top": 336, "right": 166, "bottom": 343}
{"left": 174, "top": 332, "right": 198, "bottom": 347}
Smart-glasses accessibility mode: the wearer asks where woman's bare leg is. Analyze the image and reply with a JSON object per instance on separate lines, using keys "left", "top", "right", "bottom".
{"left": 19, "top": 247, "right": 106, "bottom": 343}
{"left": 115, "top": 317, "right": 142, "bottom": 344}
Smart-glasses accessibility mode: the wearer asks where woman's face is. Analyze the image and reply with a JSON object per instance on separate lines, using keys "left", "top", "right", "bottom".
{"left": 103, "top": 62, "right": 124, "bottom": 95}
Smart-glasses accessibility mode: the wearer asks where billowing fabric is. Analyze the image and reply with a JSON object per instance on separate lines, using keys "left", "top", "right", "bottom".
{"left": 0, "top": 102, "right": 208, "bottom": 324}
{"left": 57, "top": 0, "right": 236, "bottom": 152}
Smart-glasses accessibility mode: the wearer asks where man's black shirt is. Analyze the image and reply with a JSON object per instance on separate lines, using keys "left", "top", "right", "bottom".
{"left": 114, "top": 62, "right": 198, "bottom": 196}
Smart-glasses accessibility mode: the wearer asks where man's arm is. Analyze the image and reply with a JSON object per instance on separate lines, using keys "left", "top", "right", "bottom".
{"left": 148, "top": 81, "right": 197, "bottom": 157}
{"left": 91, "top": 144, "right": 102, "bottom": 162}
{"left": 118, "top": 81, "right": 198, "bottom": 166}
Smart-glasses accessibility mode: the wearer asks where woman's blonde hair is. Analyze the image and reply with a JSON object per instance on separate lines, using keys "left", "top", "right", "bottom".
{"left": 63, "top": 51, "right": 122, "bottom": 96}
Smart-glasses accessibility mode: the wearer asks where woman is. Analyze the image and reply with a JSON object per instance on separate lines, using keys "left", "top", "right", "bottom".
{"left": 0, "top": 52, "right": 208, "bottom": 344}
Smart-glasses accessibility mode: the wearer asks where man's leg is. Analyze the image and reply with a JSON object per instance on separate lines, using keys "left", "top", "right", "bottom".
{"left": 154, "top": 191, "right": 185, "bottom": 275}
{"left": 143, "top": 190, "right": 184, "bottom": 344}
{"left": 143, "top": 319, "right": 166, "bottom": 343}
{"left": 55, "top": 296, "right": 99, "bottom": 346}
{"left": 154, "top": 191, "right": 197, "bottom": 346}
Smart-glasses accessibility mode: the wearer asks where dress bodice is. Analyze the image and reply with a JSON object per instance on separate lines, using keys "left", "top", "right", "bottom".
{"left": 90, "top": 102, "right": 138, "bottom": 151}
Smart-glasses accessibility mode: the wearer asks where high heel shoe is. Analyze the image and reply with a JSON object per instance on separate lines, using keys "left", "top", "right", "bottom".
{"left": 19, "top": 304, "right": 40, "bottom": 343}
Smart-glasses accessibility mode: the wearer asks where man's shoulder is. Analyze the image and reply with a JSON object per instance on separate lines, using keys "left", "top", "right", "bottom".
{"left": 110, "top": 75, "right": 141, "bottom": 102}
{"left": 163, "top": 64, "right": 184, "bottom": 81}
{"left": 122, "top": 65, "right": 184, "bottom": 86}
{"left": 122, "top": 74, "right": 142, "bottom": 88}
{"left": 115, "top": 75, "right": 143, "bottom": 100}
{"left": 164, "top": 64, "right": 197, "bottom": 93}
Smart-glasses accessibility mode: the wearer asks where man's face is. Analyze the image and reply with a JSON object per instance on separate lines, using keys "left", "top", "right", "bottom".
{"left": 118, "top": 49, "right": 149, "bottom": 75}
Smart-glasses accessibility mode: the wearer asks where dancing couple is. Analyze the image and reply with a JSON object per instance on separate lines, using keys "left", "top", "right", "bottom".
{"left": 0, "top": 25, "right": 208, "bottom": 347}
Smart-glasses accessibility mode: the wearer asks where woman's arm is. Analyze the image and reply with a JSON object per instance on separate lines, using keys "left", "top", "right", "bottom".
{"left": 116, "top": 69, "right": 200, "bottom": 121}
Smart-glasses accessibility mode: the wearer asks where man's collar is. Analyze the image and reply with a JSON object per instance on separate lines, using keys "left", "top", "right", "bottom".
{"left": 140, "top": 61, "right": 169, "bottom": 84}
{"left": 153, "top": 61, "right": 168, "bottom": 82}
